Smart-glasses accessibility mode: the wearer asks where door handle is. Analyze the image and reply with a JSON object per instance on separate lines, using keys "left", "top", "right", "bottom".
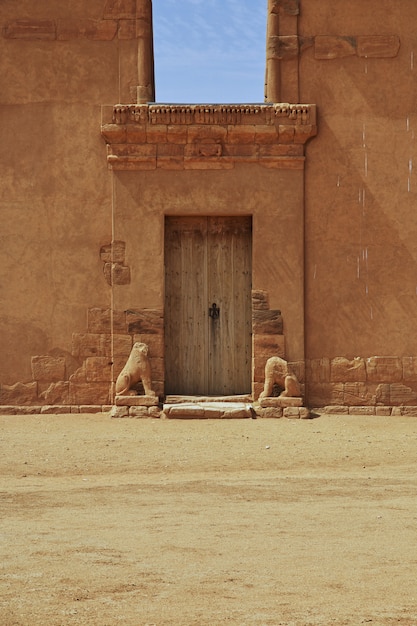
{"left": 209, "top": 303, "right": 220, "bottom": 319}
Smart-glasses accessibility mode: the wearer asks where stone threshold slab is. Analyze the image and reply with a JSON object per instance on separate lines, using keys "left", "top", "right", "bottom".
{"left": 165, "top": 395, "right": 252, "bottom": 404}
{"left": 163, "top": 401, "right": 254, "bottom": 419}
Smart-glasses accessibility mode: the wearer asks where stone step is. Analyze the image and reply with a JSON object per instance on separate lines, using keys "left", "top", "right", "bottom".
{"left": 162, "top": 401, "right": 254, "bottom": 419}
{"left": 165, "top": 394, "right": 252, "bottom": 404}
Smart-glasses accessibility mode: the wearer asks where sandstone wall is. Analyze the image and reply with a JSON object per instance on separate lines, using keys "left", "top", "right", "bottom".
{"left": 0, "top": 0, "right": 137, "bottom": 386}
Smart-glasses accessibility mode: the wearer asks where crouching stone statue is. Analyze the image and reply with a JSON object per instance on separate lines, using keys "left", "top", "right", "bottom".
{"left": 115, "top": 342, "right": 156, "bottom": 397}
{"left": 259, "top": 356, "right": 301, "bottom": 399}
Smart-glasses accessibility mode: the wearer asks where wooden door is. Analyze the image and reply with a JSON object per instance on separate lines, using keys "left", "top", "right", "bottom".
{"left": 164, "top": 216, "right": 252, "bottom": 396}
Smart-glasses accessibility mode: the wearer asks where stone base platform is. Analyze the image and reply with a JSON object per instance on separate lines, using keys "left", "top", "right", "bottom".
{"left": 111, "top": 394, "right": 160, "bottom": 418}
{"left": 162, "top": 401, "right": 255, "bottom": 420}
{"left": 256, "top": 397, "right": 310, "bottom": 419}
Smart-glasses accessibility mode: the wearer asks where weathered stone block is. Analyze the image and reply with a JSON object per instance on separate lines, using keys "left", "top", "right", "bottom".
{"left": 366, "top": 356, "right": 403, "bottom": 383}
{"left": 343, "top": 382, "right": 374, "bottom": 406}
{"left": 85, "top": 357, "right": 112, "bottom": 383}
{"left": 72, "top": 333, "right": 110, "bottom": 358}
{"left": 331, "top": 357, "right": 366, "bottom": 383}
{"left": 252, "top": 309, "right": 283, "bottom": 334}
{"left": 115, "top": 394, "right": 158, "bottom": 407}
{"left": 103, "top": 262, "right": 131, "bottom": 285}
{"left": 253, "top": 333, "right": 285, "bottom": 359}
{"left": 389, "top": 384, "right": 417, "bottom": 406}
{"left": 252, "top": 290, "right": 269, "bottom": 310}
{"left": 260, "top": 396, "right": 302, "bottom": 408}
{"left": 376, "top": 406, "right": 392, "bottom": 416}
{"left": 402, "top": 357, "right": 417, "bottom": 382}
{"left": 315, "top": 36, "right": 356, "bottom": 59}
{"left": 278, "top": 125, "right": 295, "bottom": 143}
{"left": 39, "top": 382, "right": 70, "bottom": 405}
{"left": 283, "top": 407, "right": 302, "bottom": 419}
{"left": 357, "top": 36, "right": 400, "bottom": 58}
{"left": 111, "top": 405, "right": 129, "bottom": 418}
{"left": 267, "top": 35, "right": 299, "bottom": 60}
{"left": 31, "top": 356, "right": 66, "bottom": 382}
{"left": 257, "top": 407, "right": 283, "bottom": 418}
{"left": 112, "top": 334, "right": 133, "bottom": 356}
{"left": 401, "top": 406, "right": 417, "bottom": 417}
{"left": 129, "top": 406, "right": 152, "bottom": 418}
{"left": 88, "top": 308, "right": 127, "bottom": 333}
{"left": 126, "top": 309, "right": 163, "bottom": 334}
{"left": 100, "top": 241, "right": 126, "bottom": 264}
{"left": 323, "top": 405, "right": 349, "bottom": 415}
{"left": 69, "top": 382, "right": 111, "bottom": 405}
{"left": 3, "top": 19, "right": 56, "bottom": 40}
{"left": 40, "top": 405, "right": 71, "bottom": 415}
{"left": 348, "top": 406, "right": 375, "bottom": 415}
{"left": 270, "top": 0, "right": 300, "bottom": 16}
{"left": 305, "top": 383, "right": 333, "bottom": 407}
{"left": 0, "top": 382, "right": 38, "bottom": 405}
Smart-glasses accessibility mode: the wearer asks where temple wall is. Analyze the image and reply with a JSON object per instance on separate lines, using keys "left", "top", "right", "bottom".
{"left": 0, "top": 0, "right": 137, "bottom": 388}
{"left": 2, "top": 0, "right": 417, "bottom": 413}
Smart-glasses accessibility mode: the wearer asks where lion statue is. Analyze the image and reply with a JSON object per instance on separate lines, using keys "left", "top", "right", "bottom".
{"left": 115, "top": 342, "right": 156, "bottom": 397}
{"left": 259, "top": 356, "right": 301, "bottom": 400}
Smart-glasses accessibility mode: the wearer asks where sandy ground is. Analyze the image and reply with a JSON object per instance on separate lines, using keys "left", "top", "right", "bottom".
{"left": 1, "top": 412, "right": 417, "bottom": 626}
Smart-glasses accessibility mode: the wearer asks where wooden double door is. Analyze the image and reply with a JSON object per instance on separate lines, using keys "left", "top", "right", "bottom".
{"left": 164, "top": 216, "right": 252, "bottom": 396}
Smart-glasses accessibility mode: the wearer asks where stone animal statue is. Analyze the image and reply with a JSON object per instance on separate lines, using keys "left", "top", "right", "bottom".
{"left": 115, "top": 342, "right": 156, "bottom": 397}
{"left": 259, "top": 356, "right": 301, "bottom": 399}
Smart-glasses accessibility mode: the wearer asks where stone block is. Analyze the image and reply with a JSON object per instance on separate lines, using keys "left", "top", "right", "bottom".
{"left": 157, "top": 143, "right": 184, "bottom": 158}
{"left": 0, "top": 382, "right": 38, "bottom": 406}
{"left": 31, "top": 356, "right": 66, "bottom": 382}
{"left": 259, "top": 396, "right": 302, "bottom": 408}
{"left": 271, "top": 0, "right": 300, "bottom": 16}
{"left": 323, "top": 405, "right": 349, "bottom": 415}
{"left": 85, "top": 357, "right": 112, "bottom": 383}
{"left": 100, "top": 241, "right": 126, "bottom": 264}
{"left": 125, "top": 125, "right": 147, "bottom": 144}
{"left": 357, "top": 36, "right": 400, "bottom": 58}
{"left": 103, "top": 262, "right": 131, "bottom": 285}
{"left": 72, "top": 333, "right": 110, "bottom": 359}
{"left": 267, "top": 35, "right": 299, "bottom": 60}
{"left": 401, "top": 406, "right": 417, "bottom": 417}
{"left": 348, "top": 406, "right": 375, "bottom": 415}
{"left": 253, "top": 334, "right": 285, "bottom": 360}
{"left": 330, "top": 357, "right": 366, "bottom": 383}
{"left": 252, "top": 290, "right": 269, "bottom": 310}
{"left": 252, "top": 309, "right": 283, "bottom": 334}
{"left": 366, "top": 357, "right": 403, "bottom": 383}
{"left": 343, "top": 382, "right": 374, "bottom": 406}
{"left": 3, "top": 19, "right": 56, "bottom": 40}
{"left": 278, "top": 125, "right": 295, "bottom": 143}
{"left": 112, "top": 334, "right": 133, "bottom": 356}
{"left": 87, "top": 308, "right": 126, "bottom": 333}
{"left": 187, "top": 125, "right": 227, "bottom": 143}
{"left": 283, "top": 407, "right": 301, "bottom": 419}
{"left": 103, "top": 0, "right": 136, "bottom": 19}
{"left": 0, "top": 406, "right": 40, "bottom": 415}
{"left": 402, "top": 357, "right": 417, "bottom": 382}
{"left": 126, "top": 309, "right": 163, "bottom": 334}
{"left": 39, "top": 382, "right": 70, "bottom": 405}
{"left": 69, "top": 382, "right": 111, "bottom": 405}
{"left": 226, "top": 126, "right": 256, "bottom": 144}
{"left": 257, "top": 407, "right": 283, "bottom": 418}
{"left": 305, "top": 383, "right": 332, "bottom": 407}
{"left": 79, "top": 406, "right": 105, "bottom": 414}
{"left": 40, "top": 405, "right": 71, "bottom": 415}
{"left": 254, "top": 126, "right": 279, "bottom": 144}
{"left": 315, "top": 36, "right": 356, "bottom": 60}
{"left": 115, "top": 394, "right": 158, "bottom": 407}
{"left": 129, "top": 406, "right": 152, "bottom": 418}
{"left": 389, "top": 384, "right": 417, "bottom": 406}
{"left": 376, "top": 406, "right": 392, "bottom": 416}
{"left": 110, "top": 405, "right": 129, "bottom": 418}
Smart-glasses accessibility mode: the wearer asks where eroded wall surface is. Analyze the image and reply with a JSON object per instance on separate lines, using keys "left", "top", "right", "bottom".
{"left": 0, "top": 0, "right": 137, "bottom": 403}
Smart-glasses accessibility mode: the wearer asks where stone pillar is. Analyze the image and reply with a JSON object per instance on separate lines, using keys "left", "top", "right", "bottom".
{"left": 136, "top": 0, "right": 155, "bottom": 103}
{"left": 265, "top": 0, "right": 281, "bottom": 102}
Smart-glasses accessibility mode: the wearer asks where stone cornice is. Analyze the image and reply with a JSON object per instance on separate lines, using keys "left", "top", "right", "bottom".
{"left": 101, "top": 103, "right": 317, "bottom": 171}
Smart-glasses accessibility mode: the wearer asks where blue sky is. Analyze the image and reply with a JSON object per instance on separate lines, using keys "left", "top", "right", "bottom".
{"left": 152, "top": 0, "right": 267, "bottom": 103}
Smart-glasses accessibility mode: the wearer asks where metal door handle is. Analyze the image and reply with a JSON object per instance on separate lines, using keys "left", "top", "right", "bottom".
{"left": 209, "top": 303, "right": 220, "bottom": 319}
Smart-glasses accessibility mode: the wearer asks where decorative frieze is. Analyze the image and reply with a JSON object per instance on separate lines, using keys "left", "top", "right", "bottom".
{"left": 102, "top": 103, "right": 317, "bottom": 171}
